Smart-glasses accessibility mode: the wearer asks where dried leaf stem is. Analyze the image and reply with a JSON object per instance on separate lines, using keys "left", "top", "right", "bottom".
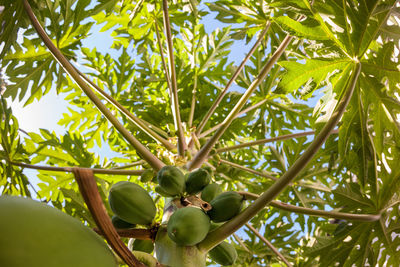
{"left": 72, "top": 168, "right": 145, "bottom": 267}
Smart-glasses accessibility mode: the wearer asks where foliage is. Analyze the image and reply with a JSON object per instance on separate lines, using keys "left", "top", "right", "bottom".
{"left": 1, "top": 0, "right": 400, "bottom": 266}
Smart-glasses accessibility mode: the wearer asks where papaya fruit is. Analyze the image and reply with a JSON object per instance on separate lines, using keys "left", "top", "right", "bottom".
{"left": 155, "top": 226, "right": 207, "bottom": 267}
{"left": 167, "top": 207, "right": 210, "bottom": 246}
{"left": 111, "top": 215, "right": 135, "bottom": 229}
{"left": 155, "top": 185, "right": 175, "bottom": 197}
{"left": 200, "top": 183, "right": 222, "bottom": 203}
{"left": 132, "top": 239, "right": 154, "bottom": 253}
{"left": 0, "top": 196, "right": 118, "bottom": 267}
{"left": 202, "top": 166, "right": 213, "bottom": 175}
{"left": 109, "top": 181, "right": 156, "bottom": 225}
{"left": 185, "top": 168, "right": 211, "bottom": 195}
{"left": 140, "top": 169, "right": 155, "bottom": 183}
{"left": 208, "top": 241, "right": 237, "bottom": 266}
{"left": 157, "top": 166, "right": 186, "bottom": 196}
{"left": 207, "top": 191, "right": 244, "bottom": 223}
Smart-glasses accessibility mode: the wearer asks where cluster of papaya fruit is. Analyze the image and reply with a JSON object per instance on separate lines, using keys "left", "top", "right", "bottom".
{"left": 106, "top": 165, "right": 242, "bottom": 266}
{"left": 156, "top": 165, "right": 242, "bottom": 265}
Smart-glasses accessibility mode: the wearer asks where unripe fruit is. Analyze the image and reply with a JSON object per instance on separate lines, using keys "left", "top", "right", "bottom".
{"left": 157, "top": 166, "right": 186, "bottom": 196}
{"left": 186, "top": 168, "right": 211, "bottom": 195}
{"left": 109, "top": 181, "right": 156, "bottom": 225}
{"left": 111, "top": 215, "right": 135, "bottom": 229}
{"left": 0, "top": 196, "right": 118, "bottom": 267}
{"left": 207, "top": 191, "right": 244, "bottom": 223}
{"left": 167, "top": 207, "right": 210, "bottom": 246}
{"left": 132, "top": 239, "right": 154, "bottom": 253}
{"left": 140, "top": 169, "right": 155, "bottom": 183}
{"left": 201, "top": 183, "right": 222, "bottom": 203}
{"left": 208, "top": 241, "right": 237, "bottom": 266}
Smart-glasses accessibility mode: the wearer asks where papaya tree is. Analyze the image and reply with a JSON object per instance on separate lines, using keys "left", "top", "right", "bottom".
{"left": 1, "top": 0, "right": 400, "bottom": 266}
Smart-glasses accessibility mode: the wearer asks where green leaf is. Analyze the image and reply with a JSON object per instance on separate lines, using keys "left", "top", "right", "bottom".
{"left": 273, "top": 16, "right": 328, "bottom": 40}
{"left": 277, "top": 59, "right": 352, "bottom": 96}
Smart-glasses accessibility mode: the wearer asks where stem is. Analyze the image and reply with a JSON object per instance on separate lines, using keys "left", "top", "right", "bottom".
{"left": 72, "top": 169, "right": 145, "bottom": 267}
{"left": 111, "top": 160, "right": 146, "bottom": 169}
{"left": 162, "top": 0, "right": 187, "bottom": 156}
{"left": 216, "top": 130, "right": 339, "bottom": 153}
{"left": 232, "top": 233, "right": 250, "bottom": 253}
{"left": 11, "top": 161, "right": 145, "bottom": 175}
{"left": 188, "top": 35, "right": 294, "bottom": 170}
{"left": 195, "top": 23, "right": 270, "bottom": 134}
{"left": 75, "top": 66, "right": 176, "bottom": 151}
{"left": 154, "top": 19, "right": 173, "bottom": 101}
{"left": 198, "top": 62, "right": 361, "bottom": 251}
{"left": 198, "top": 99, "right": 268, "bottom": 138}
{"left": 218, "top": 158, "right": 277, "bottom": 181}
{"left": 93, "top": 227, "right": 156, "bottom": 240}
{"left": 22, "top": 0, "right": 165, "bottom": 171}
{"left": 188, "top": 71, "right": 197, "bottom": 128}
{"left": 239, "top": 191, "right": 381, "bottom": 222}
{"left": 246, "top": 223, "right": 292, "bottom": 267}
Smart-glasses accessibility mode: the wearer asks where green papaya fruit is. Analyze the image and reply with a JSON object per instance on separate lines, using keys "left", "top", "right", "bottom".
{"left": 0, "top": 196, "right": 118, "bottom": 267}
{"left": 132, "top": 239, "right": 154, "bottom": 253}
{"left": 155, "top": 185, "right": 175, "bottom": 197}
{"left": 157, "top": 166, "right": 186, "bottom": 196}
{"left": 207, "top": 191, "right": 244, "bottom": 223}
{"left": 140, "top": 169, "right": 155, "bottom": 183}
{"left": 202, "top": 166, "right": 213, "bottom": 175}
{"left": 186, "top": 168, "right": 211, "bottom": 195}
{"left": 167, "top": 207, "right": 210, "bottom": 246}
{"left": 200, "top": 183, "right": 222, "bottom": 203}
{"left": 111, "top": 215, "right": 135, "bottom": 229}
{"left": 155, "top": 227, "right": 207, "bottom": 267}
{"left": 109, "top": 181, "right": 156, "bottom": 225}
{"left": 208, "top": 241, "right": 237, "bottom": 266}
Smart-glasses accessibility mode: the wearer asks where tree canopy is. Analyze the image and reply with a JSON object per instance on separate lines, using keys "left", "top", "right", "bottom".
{"left": 1, "top": 0, "right": 400, "bottom": 266}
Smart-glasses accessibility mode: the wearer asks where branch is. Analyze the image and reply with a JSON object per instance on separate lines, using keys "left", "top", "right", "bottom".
{"left": 11, "top": 161, "right": 145, "bottom": 175}
{"left": 198, "top": 62, "right": 361, "bottom": 251}
{"left": 188, "top": 71, "right": 198, "bottom": 128}
{"left": 198, "top": 99, "right": 268, "bottom": 138}
{"left": 218, "top": 159, "right": 277, "bottom": 181}
{"left": 22, "top": 0, "right": 165, "bottom": 171}
{"left": 195, "top": 23, "right": 270, "bottom": 134}
{"left": 216, "top": 130, "right": 339, "bottom": 153}
{"left": 162, "top": 0, "right": 187, "bottom": 156}
{"left": 93, "top": 227, "right": 156, "bottom": 240}
{"left": 111, "top": 160, "right": 146, "bottom": 169}
{"left": 232, "top": 233, "right": 250, "bottom": 253}
{"left": 73, "top": 168, "right": 145, "bottom": 267}
{"left": 74, "top": 66, "right": 176, "bottom": 151}
{"left": 245, "top": 223, "right": 292, "bottom": 267}
{"left": 154, "top": 19, "right": 173, "bottom": 99}
{"left": 239, "top": 191, "right": 381, "bottom": 222}
{"left": 188, "top": 35, "right": 294, "bottom": 170}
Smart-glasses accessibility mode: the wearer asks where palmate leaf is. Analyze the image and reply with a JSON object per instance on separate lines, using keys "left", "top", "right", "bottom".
{"left": 273, "top": 16, "right": 329, "bottom": 41}
{"left": 0, "top": 97, "right": 31, "bottom": 196}
{"left": 362, "top": 42, "right": 400, "bottom": 94}
{"left": 276, "top": 58, "right": 352, "bottom": 96}
{"left": 1, "top": 0, "right": 117, "bottom": 104}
